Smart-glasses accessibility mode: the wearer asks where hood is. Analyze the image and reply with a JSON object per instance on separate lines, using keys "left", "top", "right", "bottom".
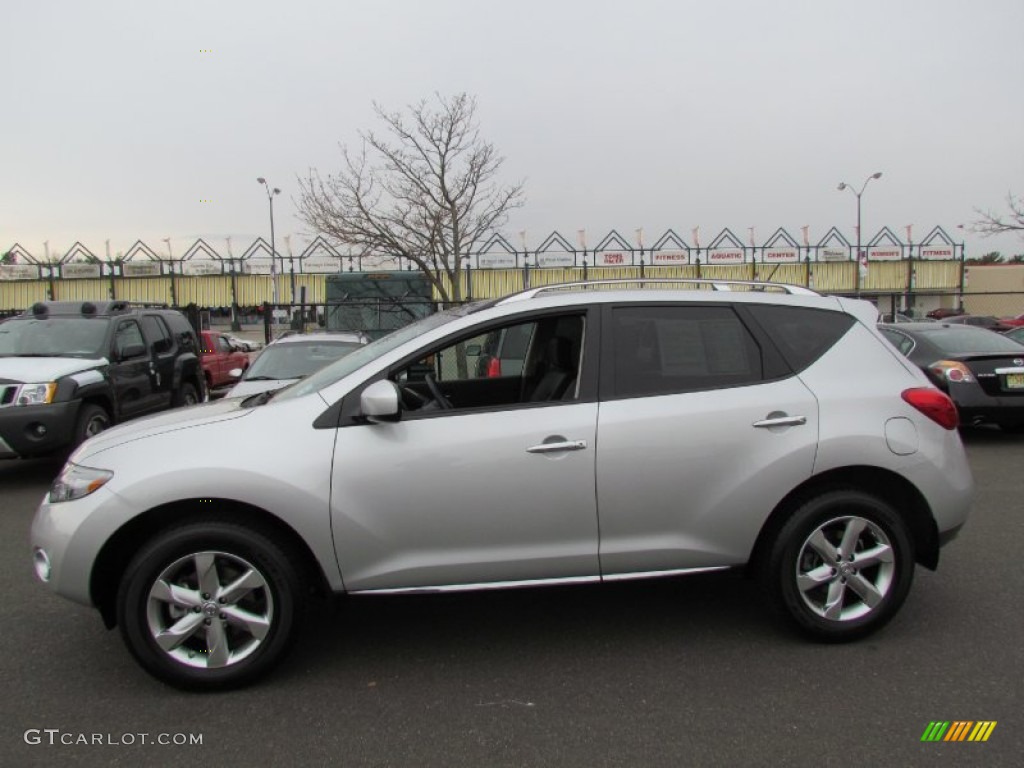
{"left": 72, "top": 397, "right": 253, "bottom": 461}
{"left": 227, "top": 378, "right": 298, "bottom": 398}
{"left": 0, "top": 356, "right": 107, "bottom": 383}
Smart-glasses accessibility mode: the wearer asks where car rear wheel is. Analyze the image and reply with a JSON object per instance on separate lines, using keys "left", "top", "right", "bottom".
{"left": 763, "top": 489, "right": 914, "bottom": 641}
{"left": 173, "top": 381, "right": 199, "bottom": 407}
{"left": 116, "top": 521, "right": 304, "bottom": 690}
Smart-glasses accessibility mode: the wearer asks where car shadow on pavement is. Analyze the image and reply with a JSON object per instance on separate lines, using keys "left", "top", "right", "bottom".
{"left": 0, "top": 456, "right": 65, "bottom": 488}
{"left": 278, "top": 571, "right": 777, "bottom": 684}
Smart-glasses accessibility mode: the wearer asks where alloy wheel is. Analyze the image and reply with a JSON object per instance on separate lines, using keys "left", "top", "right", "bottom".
{"left": 795, "top": 515, "right": 895, "bottom": 621}
{"left": 145, "top": 551, "right": 274, "bottom": 669}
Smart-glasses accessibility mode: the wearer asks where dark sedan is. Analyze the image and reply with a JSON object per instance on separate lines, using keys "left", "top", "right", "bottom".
{"left": 879, "top": 322, "right": 1024, "bottom": 432}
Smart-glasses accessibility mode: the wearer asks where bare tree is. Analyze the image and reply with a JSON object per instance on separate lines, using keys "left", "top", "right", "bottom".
{"left": 970, "top": 192, "right": 1024, "bottom": 239}
{"left": 298, "top": 93, "right": 524, "bottom": 306}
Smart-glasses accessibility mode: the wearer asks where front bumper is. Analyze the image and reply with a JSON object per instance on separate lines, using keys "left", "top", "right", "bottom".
{"left": 30, "top": 482, "right": 131, "bottom": 608}
{"left": 0, "top": 401, "right": 80, "bottom": 458}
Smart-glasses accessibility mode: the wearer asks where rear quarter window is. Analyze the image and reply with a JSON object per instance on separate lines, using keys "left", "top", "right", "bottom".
{"left": 747, "top": 305, "right": 855, "bottom": 372}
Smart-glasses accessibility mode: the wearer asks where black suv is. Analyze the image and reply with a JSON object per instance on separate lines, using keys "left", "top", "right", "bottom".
{"left": 0, "top": 301, "right": 206, "bottom": 459}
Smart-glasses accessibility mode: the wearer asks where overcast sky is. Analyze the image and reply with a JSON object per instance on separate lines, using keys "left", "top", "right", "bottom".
{"left": 2, "top": 0, "right": 1022, "bottom": 262}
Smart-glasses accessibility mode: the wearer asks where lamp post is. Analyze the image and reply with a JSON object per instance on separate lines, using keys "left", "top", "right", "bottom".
{"left": 837, "top": 172, "right": 882, "bottom": 296}
{"left": 257, "top": 177, "right": 281, "bottom": 313}
{"left": 162, "top": 237, "right": 177, "bottom": 306}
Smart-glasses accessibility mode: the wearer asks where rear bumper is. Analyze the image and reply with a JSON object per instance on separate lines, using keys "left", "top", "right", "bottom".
{"left": 949, "top": 383, "right": 1024, "bottom": 426}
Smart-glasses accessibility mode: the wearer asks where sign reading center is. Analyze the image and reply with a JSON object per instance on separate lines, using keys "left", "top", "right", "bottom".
{"left": 762, "top": 248, "right": 799, "bottom": 263}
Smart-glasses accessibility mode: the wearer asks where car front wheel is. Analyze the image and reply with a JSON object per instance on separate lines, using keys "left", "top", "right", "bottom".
{"left": 764, "top": 490, "right": 914, "bottom": 641}
{"left": 116, "top": 521, "right": 304, "bottom": 690}
{"left": 73, "top": 403, "right": 110, "bottom": 448}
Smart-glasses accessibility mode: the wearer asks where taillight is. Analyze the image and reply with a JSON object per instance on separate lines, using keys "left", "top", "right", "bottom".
{"left": 486, "top": 357, "right": 502, "bottom": 378}
{"left": 902, "top": 388, "right": 959, "bottom": 430}
{"left": 928, "top": 360, "right": 975, "bottom": 383}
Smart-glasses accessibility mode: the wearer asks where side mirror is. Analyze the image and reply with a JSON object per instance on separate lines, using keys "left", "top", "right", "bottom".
{"left": 360, "top": 380, "right": 401, "bottom": 423}
{"left": 119, "top": 342, "right": 146, "bottom": 360}
{"left": 228, "top": 368, "right": 243, "bottom": 379}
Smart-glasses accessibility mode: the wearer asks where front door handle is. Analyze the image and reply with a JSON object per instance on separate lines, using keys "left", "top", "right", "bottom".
{"left": 753, "top": 414, "right": 807, "bottom": 428}
{"left": 526, "top": 439, "right": 588, "bottom": 454}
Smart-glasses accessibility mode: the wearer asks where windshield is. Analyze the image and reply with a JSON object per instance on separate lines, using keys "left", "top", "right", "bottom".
{"left": 925, "top": 327, "right": 1024, "bottom": 355}
{"left": 274, "top": 303, "right": 488, "bottom": 401}
{"left": 0, "top": 317, "right": 108, "bottom": 357}
{"left": 245, "top": 340, "right": 363, "bottom": 380}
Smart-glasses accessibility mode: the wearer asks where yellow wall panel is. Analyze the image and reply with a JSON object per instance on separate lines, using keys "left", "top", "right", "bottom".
{"left": 0, "top": 281, "right": 50, "bottom": 309}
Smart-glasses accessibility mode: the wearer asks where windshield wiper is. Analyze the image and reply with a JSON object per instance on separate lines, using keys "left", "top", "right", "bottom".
{"left": 241, "top": 375, "right": 280, "bottom": 381}
{"left": 242, "top": 388, "right": 279, "bottom": 407}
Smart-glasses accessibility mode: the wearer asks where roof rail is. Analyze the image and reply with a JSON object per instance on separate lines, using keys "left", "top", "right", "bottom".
{"left": 499, "top": 278, "right": 820, "bottom": 303}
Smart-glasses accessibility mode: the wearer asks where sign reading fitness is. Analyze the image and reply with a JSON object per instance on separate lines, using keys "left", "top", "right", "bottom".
{"left": 919, "top": 246, "right": 954, "bottom": 260}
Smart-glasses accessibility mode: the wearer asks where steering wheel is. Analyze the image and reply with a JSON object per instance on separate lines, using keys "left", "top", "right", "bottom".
{"left": 424, "top": 373, "right": 453, "bottom": 410}
{"left": 400, "top": 384, "right": 429, "bottom": 409}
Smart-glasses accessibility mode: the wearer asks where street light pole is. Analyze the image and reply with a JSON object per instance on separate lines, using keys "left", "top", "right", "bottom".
{"left": 257, "top": 178, "right": 281, "bottom": 317}
{"left": 837, "top": 172, "right": 882, "bottom": 296}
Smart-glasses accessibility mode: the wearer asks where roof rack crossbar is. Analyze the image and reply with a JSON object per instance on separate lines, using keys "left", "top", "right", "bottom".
{"left": 500, "top": 278, "right": 820, "bottom": 303}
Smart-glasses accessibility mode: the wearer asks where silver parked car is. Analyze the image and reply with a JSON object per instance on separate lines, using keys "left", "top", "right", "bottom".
{"left": 227, "top": 331, "right": 368, "bottom": 398}
{"left": 31, "top": 280, "right": 974, "bottom": 690}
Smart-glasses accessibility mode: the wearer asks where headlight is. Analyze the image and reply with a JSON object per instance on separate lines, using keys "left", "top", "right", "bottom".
{"left": 49, "top": 463, "right": 114, "bottom": 503}
{"left": 17, "top": 382, "right": 58, "bottom": 406}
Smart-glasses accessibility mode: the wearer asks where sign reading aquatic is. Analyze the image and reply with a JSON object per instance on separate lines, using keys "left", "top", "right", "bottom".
{"left": 705, "top": 248, "right": 744, "bottom": 264}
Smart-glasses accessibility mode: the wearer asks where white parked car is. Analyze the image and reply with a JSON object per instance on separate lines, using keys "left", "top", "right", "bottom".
{"left": 227, "top": 332, "right": 367, "bottom": 397}
{"left": 31, "top": 280, "right": 974, "bottom": 690}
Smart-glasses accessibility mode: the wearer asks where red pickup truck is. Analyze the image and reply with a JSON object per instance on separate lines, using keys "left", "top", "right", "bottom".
{"left": 199, "top": 330, "right": 250, "bottom": 393}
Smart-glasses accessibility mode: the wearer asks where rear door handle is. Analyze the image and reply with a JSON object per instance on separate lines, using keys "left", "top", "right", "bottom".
{"left": 752, "top": 415, "right": 807, "bottom": 428}
{"left": 526, "top": 440, "right": 588, "bottom": 454}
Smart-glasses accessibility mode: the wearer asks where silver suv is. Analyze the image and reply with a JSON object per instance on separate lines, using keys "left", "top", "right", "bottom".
{"left": 31, "top": 280, "right": 974, "bottom": 689}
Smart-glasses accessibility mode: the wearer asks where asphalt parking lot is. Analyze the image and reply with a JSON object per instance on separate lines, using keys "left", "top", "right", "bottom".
{"left": 1, "top": 429, "right": 1021, "bottom": 767}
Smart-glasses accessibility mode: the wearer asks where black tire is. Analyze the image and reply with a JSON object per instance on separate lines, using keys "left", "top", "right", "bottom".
{"left": 762, "top": 489, "right": 914, "bottom": 642}
{"left": 173, "top": 381, "right": 199, "bottom": 408}
{"left": 73, "top": 403, "right": 110, "bottom": 449}
{"left": 116, "top": 521, "right": 305, "bottom": 690}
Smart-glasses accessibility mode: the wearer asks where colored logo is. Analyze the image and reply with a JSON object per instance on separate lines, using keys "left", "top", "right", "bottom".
{"left": 921, "top": 721, "right": 997, "bottom": 742}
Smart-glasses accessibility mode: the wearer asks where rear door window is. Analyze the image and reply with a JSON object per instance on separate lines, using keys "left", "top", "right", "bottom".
{"left": 607, "top": 305, "right": 763, "bottom": 398}
{"left": 140, "top": 315, "right": 174, "bottom": 354}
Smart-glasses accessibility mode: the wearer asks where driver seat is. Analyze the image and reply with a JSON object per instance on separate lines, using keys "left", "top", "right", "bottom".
{"left": 528, "top": 337, "right": 575, "bottom": 402}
